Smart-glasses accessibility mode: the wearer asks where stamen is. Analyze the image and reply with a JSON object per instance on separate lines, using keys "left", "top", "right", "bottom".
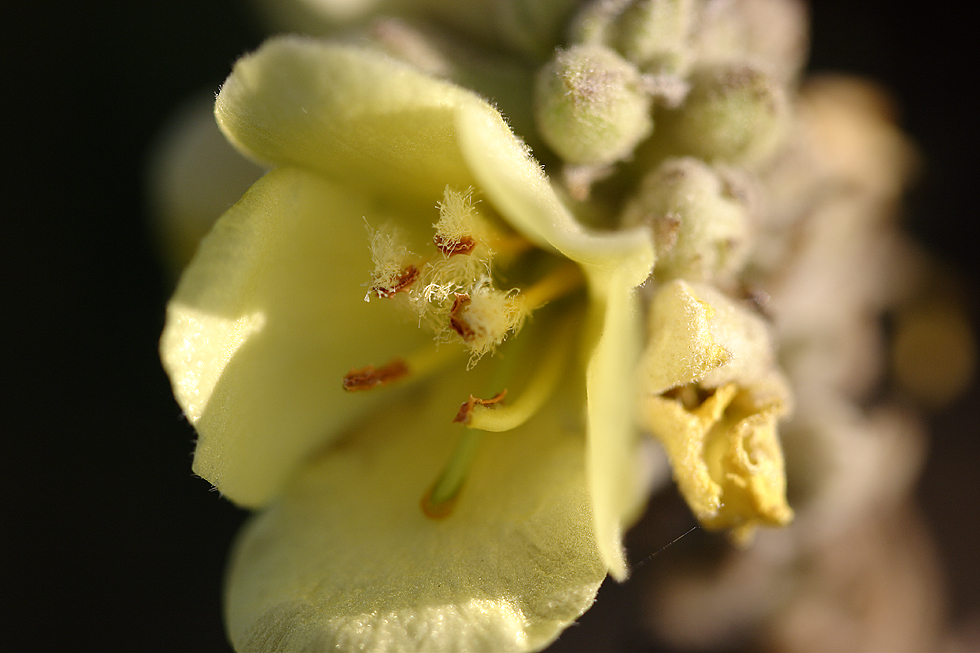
{"left": 342, "top": 358, "right": 409, "bottom": 391}
{"left": 453, "top": 390, "right": 507, "bottom": 424}
{"left": 370, "top": 265, "right": 419, "bottom": 299}
{"left": 365, "top": 222, "right": 420, "bottom": 301}
{"left": 421, "top": 313, "right": 579, "bottom": 519}
{"left": 432, "top": 185, "right": 534, "bottom": 262}
{"left": 448, "top": 293, "right": 475, "bottom": 340}
{"left": 521, "top": 262, "right": 585, "bottom": 309}
{"left": 466, "top": 316, "right": 575, "bottom": 432}
{"left": 434, "top": 233, "right": 477, "bottom": 257}
{"left": 433, "top": 186, "right": 483, "bottom": 259}
{"left": 446, "top": 285, "right": 527, "bottom": 366}
{"left": 341, "top": 341, "right": 461, "bottom": 393}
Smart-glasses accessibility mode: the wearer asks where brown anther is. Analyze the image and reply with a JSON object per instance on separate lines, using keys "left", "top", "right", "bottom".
{"left": 372, "top": 265, "right": 419, "bottom": 299}
{"left": 449, "top": 293, "right": 475, "bottom": 341}
{"left": 434, "top": 234, "right": 477, "bottom": 257}
{"left": 453, "top": 390, "right": 507, "bottom": 424}
{"left": 342, "top": 358, "right": 409, "bottom": 391}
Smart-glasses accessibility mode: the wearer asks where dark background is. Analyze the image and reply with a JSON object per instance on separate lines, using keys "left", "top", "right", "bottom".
{"left": 4, "top": 2, "right": 977, "bottom": 650}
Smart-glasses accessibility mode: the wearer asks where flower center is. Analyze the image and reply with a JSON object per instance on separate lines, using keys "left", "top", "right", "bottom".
{"left": 344, "top": 186, "right": 586, "bottom": 518}
{"left": 363, "top": 187, "right": 530, "bottom": 360}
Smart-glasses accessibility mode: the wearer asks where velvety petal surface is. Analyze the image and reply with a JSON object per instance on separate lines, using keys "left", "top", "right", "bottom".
{"left": 215, "top": 37, "right": 484, "bottom": 211}
{"left": 161, "top": 166, "right": 443, "bottom": 507}
{"left": 225, "top": 362, "right": 606, "bottom": 652}
{"left": 637, "top": 279, "right": 732, "bottom": 396}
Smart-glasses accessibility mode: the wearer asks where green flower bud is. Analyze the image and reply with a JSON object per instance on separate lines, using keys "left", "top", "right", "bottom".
{"left": 534, "top": 44, "right": 653, "bottom": 165}
{"left": 666, "top": 63, "right": 787, "bottom": 164}
{"left": 615, "top": 0, "right": 695, "bottom": 75}
{"left": 621, "top": 157, "right": 750, "bottom": 282}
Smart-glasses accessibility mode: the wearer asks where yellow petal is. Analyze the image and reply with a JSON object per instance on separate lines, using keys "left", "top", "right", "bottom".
{"left": 641, "top": 385, "right": 737, "bottom": 520}
{"left": 161, "top": 167, "right": 438, "bottom": 507}
{"left": 637, "top": 279, "right": 732, "bottom": 395}
{"left": 225, "top": 366, "right": 605, "bottom": 652}
{"left": 708, "top": 399, "right": 794, "bottom": 538}
{"left": 640, "top": 383, "right": 794, "bottom": 539}
{"left": 582, "top": 268, "right": 647, "bottom": 580}
{"left": 637, "top": 281, "right": 794, "bottom": 538}
{"left": 215, "top": 37, "right": 654, "bottom": 281}
{"left": 638, "top": 279, "right": 785, "bottom": 395}
{"left": 216, "top": 37, "right": 475, "bottom": 208}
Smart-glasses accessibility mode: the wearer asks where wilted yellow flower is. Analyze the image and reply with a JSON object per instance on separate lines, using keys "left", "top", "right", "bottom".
{"left": 636, "top": 279, "right": 794, "bottom": 543}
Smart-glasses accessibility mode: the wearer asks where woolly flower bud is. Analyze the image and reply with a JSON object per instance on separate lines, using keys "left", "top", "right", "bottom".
{"left": 569, "top": 0, "right": 695, "bottom": 75}
{"left": 667, "top": 63, "right": 787, "bottom": 165}
{"left": 534, "top": 44, "right": 653, "bottom": 165}
{"left": 615, "top": 0, "right": 695, "bottom": 74}
{"left": 621, "top": 157, "right": 750, "bottom": 282}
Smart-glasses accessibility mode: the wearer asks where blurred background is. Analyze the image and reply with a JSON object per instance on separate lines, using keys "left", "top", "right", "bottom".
{"left": 4, "top": 2, "right": 976, "bottom": 650}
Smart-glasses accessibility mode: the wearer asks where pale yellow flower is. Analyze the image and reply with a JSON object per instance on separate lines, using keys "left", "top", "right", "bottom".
{"left": 160, "top": 37, "right": 655, "bottom": 651}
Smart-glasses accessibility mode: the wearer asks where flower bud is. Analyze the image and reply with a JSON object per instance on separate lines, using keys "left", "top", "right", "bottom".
{"left": 534, "top": 44, "right": 653, "bottom": 165}
{"left": 666, "top": 63, "right": 787, "bottom": 165}
{"left": 615, "top": 0, "right": 695, "bottom": 75}
{"left": 621, "top": 157, "right": 750, "bottom": 282}
{"left": 569, "top": 0, "right": 695, "bottom": 75}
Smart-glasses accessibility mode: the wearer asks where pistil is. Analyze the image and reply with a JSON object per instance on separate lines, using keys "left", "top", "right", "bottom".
{"left": 421, "top": 429, "right": 484, "bottom": 518}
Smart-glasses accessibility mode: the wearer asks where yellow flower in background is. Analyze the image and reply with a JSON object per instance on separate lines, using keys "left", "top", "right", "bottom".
{"left": 161, "top": 36, "right": 657, "bottom": 651}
